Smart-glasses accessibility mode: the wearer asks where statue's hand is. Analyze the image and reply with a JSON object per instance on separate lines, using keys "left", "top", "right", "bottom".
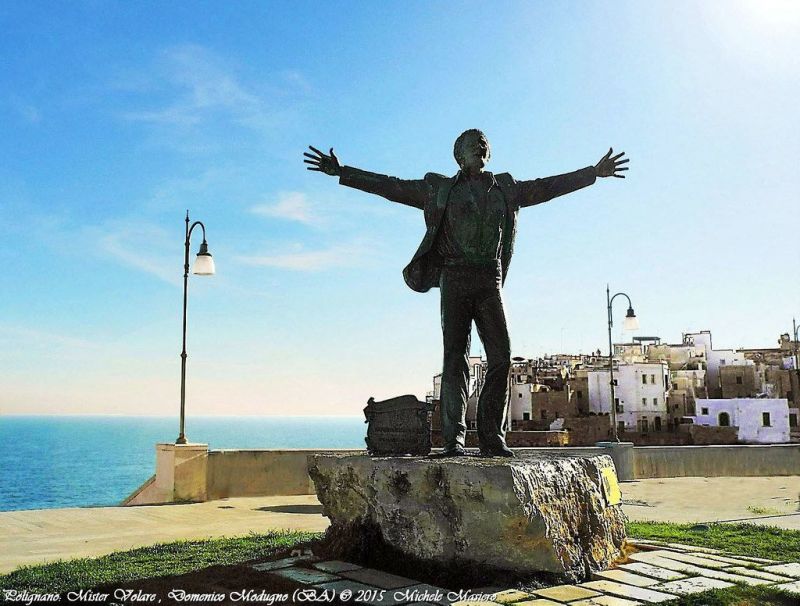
{"left": 595, "top": 148, "right": 629, "bottom": 178}
{"left": 304, "top": 146, "right": 341, "bottom": 177}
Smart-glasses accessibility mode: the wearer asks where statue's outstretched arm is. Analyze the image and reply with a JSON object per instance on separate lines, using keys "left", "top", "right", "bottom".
{"left": 517, "top": 148, "right": 628, "bottom": 208}
{"left": 304, "top": 146, "right": 427, "bottom": 210}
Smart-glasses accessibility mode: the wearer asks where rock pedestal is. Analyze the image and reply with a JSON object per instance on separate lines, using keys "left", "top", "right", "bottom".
{"left": 308, "top": 453, "right": 627, "bottom": 582}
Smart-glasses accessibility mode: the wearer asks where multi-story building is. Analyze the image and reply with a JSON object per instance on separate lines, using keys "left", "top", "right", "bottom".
{"left": 587, "top": 361, "right": 670, "bottom": 434}
{"left": 669, "top": 368, "right": 707, "bottom": 419}
{"left": 685, "top": 331, "right": 749, "bottom": 398}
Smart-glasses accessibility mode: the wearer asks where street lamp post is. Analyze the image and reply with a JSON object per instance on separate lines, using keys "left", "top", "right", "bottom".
{"left": 607, "top": 285, "right": 639, "bottom": 442}
{"left": 793, "top": 318, "right": 800, "bottom": 409}
{"left": 176, "top": 211, "right": 216, "bottom": 445}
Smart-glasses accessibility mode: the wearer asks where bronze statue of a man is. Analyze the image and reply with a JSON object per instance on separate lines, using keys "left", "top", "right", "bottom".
{"left": 305, "top": 130, "right": 628, "bottom": 457}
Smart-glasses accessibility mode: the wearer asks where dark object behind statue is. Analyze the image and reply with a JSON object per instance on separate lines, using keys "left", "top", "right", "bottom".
{"left": 364, "top": 395, "right": 434, "bottom": 456}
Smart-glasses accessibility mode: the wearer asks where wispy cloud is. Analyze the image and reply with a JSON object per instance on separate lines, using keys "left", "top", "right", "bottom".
{"left": 237, "top": 241, "right": 368, "bottom": 272}
{"left": 250, "top": 191, "right": 318, "bottom": 225}
{"left": 95, "top": 222, "right": 180, "bottom": 286}
{"left": 7, "top": 96, "right": 41, "bottom": 124}
{"left": 118, "top": 44, "right": 306, "bottom": 140}
{"left": 0, "top": 324, "right": 97, "bottom": 350}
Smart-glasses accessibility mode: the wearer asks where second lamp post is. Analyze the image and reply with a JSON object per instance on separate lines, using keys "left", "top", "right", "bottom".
{"left": 607, "top": 285, "right": 639, "bottom": 442}
{"left": 176, "top": 211, "right": 216, "bottom": 445}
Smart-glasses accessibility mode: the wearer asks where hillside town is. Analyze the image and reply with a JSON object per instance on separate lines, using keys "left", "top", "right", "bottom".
{"left": 429, "top": 330, "right": 800, "bottom": 447}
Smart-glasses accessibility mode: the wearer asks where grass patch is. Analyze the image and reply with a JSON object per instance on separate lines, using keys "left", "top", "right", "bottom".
{"left": 664, "top": 584, "right": 800, "bottom": 605}
{"left": 747, "top": 505, "right": 783, "bottom": 516}
{"left": 626, "top": 521, "right": 800, "bottom": 562}
{"left": 0, "top": 530, "right": 320, "bottom": 594}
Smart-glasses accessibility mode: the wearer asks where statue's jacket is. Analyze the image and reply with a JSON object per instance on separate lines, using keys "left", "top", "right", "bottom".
{"left": 339, "top": 165, "right": 597, "bottom": 293}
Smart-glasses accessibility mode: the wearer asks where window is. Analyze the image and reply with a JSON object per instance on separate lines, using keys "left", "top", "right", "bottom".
{"left": 736, "top": 376, "right": 743, "bottom": 385}
{"left": 642, "top": 375, "right": 647, "bottom": 385}
{"left": 618, "top": 421, "right": 625, "bottom": 434}
{"left": 654, "top": 416, "right": 662, "bottom": 431}
{"left": 720, "top": 359, "right": 726, "bottom": 365}
{"left": 650, "top": 374, "right": 656, "bottom": 384}
{"left": 653, "top": 398, "right": 658, "bottom": 406}
{"left": 523, "top": 412, "right": 530, "bottom": 421}
{"left": 518, "top": 393, "right": 523, "bottom": 398}
{"left": 762, "top": 412, "right": 771, "bottom": 427}
{"left": 673, "top": 383, "right": 679, "bottom": 390}
{"left": 641, "top": 419, "right": 649, "bottom": 433}
{"left": 642, "top": 398, "right": 647, "bottom": 406}
{"left": 615, "top": 397, "right": 620, "bottom": 406}
{"left": 790, "top": 413, "right": 797, "bottom": 428}
{"left": 701, "top": 407, "right": 709, "bottom": 415}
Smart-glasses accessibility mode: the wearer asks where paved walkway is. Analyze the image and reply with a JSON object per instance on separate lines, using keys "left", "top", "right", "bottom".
{"left": 0, "top": 495, "right": 327, "bottom": 574}
{"left": 622, "top": 475, "right": 800, "bottom": 528}
{"left": 254, "top": 540, "right": 800, "bottom": 605}
{"left": 2, "top": 476, "right": 799, "bottom": 575}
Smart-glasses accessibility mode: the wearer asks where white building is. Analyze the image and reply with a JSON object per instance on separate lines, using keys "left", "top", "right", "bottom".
{"left": 588, "top": 362, "right": 670, "bottom": 433}
{"left": 509, "top": 382, "right": 533, "bottom": 422}
{"left": 431, "top": 356, "right": 484, "bottom": 402}
{"left": 692, "top": 398, "right": 791, "bottom": 443}
{"left": 685, "top": 331, "right": 751, "bottom": 398}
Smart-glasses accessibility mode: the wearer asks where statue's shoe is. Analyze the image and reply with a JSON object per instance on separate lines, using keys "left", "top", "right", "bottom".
{"left": 479, "top": 445, "right": 515, "bottom": 458}
{"left": 428, "top": 446, "right": 468, "bottom": 458}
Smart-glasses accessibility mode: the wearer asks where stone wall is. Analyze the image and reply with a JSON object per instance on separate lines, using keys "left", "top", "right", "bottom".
{"left": 634, "top": 443, "right": 800, "bottom": 478}
{"left": 560, "top": 415, "right": 613, "bottom": 446}
{"left": 689, "top": 424, "right": 739, "bottom": 445}
{"left": 124, "top": 442, "right": 800, "bottom": 506}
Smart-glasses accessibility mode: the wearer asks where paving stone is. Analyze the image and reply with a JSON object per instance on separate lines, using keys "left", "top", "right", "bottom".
{"left": 579, "top": 580, "right": 678, "bottom": 603}
{"left": 501, "top": 600, "right": 561, "bottom": 606}
{"left": 340, "top": 567, "right": 418, "bottom": 589}
{"left": 765, "top": 563, "right": 800, "bottom": 578}
{"left": 664, "top": 543, "right": 720, "bottom": 554}
{"left": 618, "top": 562, "right": 686, "bottom": 581}
{"left": 628, "top": 554, "right": 772, "bottom": 586}
{"left": 251, "top": 556, "right": 311, "bottom": 571}
{"left": 726, "top": 566, "right": 794, "bottom": 582}
{"left": 313, "top": 560, "right": 363, "bottom": 573}
{"left": 651, "top": 576, "right": 734, "bottom": 595}
{"left": 592, "top": 569, "right": 660, "bottom": 587}
{"left": 730, "top": 555, "right": 780, "bottom": 564}
{"left": 533, "top": 584, "right": 601, "bottom": 601}
{"left": 691, "top": 553, "right": 757, "bottom": 566}
{"left": 449, "top": 600, "right": 503, "bottom": 606}
{"left": 316, "top": 579, "right": 405, "bottom": 605}
{"left": 268, "top": 566, "right": 340, "bottom": 585}
{"left": 773, "top": 580, "right": 800, "bottom": 594}
{"left": 627, "top": 539, "right": 666, "bottom": 546}
{"left": 571, "top": 597, "right": 644, "bottom": 606}
{"left": 654, "top": 551, "right": 732, "bottom": 569}
{"left": 492, "top": 589, "right": 536, "bottom": 603}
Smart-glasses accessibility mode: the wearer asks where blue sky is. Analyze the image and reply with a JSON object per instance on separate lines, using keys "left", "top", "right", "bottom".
{"left": 2, "top": 1, "right": 799, "bottom": 416}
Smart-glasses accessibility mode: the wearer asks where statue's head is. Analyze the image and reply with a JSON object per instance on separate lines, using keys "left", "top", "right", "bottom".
{"left": 453, "top": 129, "right": 491, "bottom": 171}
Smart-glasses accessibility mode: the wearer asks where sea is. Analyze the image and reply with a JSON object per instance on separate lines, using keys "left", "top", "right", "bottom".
{"left": 0, "top": 415, "right": 366, "bottom": 512}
